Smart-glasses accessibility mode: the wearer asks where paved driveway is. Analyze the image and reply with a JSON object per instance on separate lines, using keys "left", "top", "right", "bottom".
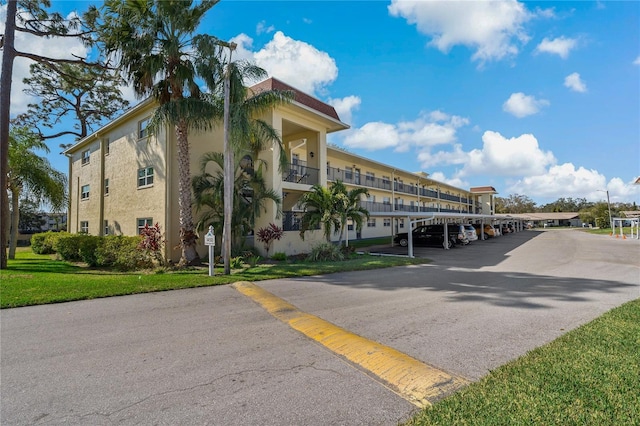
{"left": 2, "top": 230, "right": 639, "bottom": 425}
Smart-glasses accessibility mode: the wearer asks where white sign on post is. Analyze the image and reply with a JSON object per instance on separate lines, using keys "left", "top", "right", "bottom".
{"left": 205, "top": 226, "right": 215, "bottom": 276}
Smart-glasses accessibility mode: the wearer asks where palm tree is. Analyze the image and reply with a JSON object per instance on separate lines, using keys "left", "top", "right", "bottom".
{"left": 331, "top": 180, "right": 370, "bottom": 247}
{"left": 299, "top": 184, "right": 342, "bottom": 243}
{"left": 7, "top": 127, "right": 67, "bottom": 259}
{"left": 192, "top": 151, "right": 281, "bottom": 252}
{"left": 100, "top": 0, "right": 222, "bottom": 266}
{"left": 202, "top": 60, "right": 292, "bottom": 274}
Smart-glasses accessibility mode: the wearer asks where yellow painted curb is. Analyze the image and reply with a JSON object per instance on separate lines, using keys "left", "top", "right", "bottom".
{"left": 231, "top": 281, "right": 469, "bottom": 407}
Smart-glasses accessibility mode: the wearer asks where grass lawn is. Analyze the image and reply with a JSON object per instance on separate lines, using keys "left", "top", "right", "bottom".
{"left": 404, "top": 298, "right": 640, "bottom": 425}
{"left": 0, "top": 247, "right": 427, "bottom": 308}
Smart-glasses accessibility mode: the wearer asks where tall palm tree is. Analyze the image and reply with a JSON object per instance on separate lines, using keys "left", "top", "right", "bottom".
{"left": 331, "top": 180, "right": 370, "bottom": 247}
{"left": 202, "top": 60, "right": 292, "bottom": 274}
{"left": 7, "top": 127, "right": 67, "bottom": 259}
{"left": 192, "top": 151, "right": 281, "bottom": 252}
{"left": 100, "top": 0, "right": 222, "bottom": 266}
{"left": 299, "top": 184, "right": 342, "bottom": 243}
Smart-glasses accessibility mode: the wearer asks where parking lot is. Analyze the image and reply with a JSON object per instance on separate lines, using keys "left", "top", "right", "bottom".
{"left": 2, "top": 229, "right": 639, "bottom": 425}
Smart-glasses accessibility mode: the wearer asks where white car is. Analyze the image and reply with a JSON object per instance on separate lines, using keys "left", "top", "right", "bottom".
{"left": 463, "top": 224, "right": 478, "bottom": 243}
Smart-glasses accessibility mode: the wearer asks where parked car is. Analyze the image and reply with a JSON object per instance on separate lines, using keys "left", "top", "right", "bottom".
{"left": 472, "top": 223, "right": 496, "bottom": 240}
{"left": 501, "top": 224, "right": 511, "bottom": 234}
{"left": 394, "top": 224, "right": 467, "bottom": 249}
{"left": 463, "top": 224, "right": 478, "bottom": 243}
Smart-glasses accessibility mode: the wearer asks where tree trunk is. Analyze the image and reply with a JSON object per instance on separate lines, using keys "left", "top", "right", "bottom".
{"left": 8, "top": 186, "right": 19, "bottom": 260}
{"left": 175, "top": 119, "right": 200, "bottom": 266}
{"left": 0, "top": 0, "right": 18, "bottom": 269}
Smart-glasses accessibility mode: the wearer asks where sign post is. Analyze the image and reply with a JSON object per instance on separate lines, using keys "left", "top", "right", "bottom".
{"left": 204, "top": 225, "right": 215, "bottom": 276}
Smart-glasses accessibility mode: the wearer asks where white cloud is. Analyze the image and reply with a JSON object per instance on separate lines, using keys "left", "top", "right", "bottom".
{"left": 508, "top": 163, "right": 607, "bottom": 199}
{"left": 417, "top": 143, "right": 469, "bottom": 168}
{"left": 428, "top": 171, "right": 469, "bottom": 189}
{"left": 388, "top": 0, "right": 532, "bottom": 64}
{"left": 256, "top": 20, "right": 275, "bottom": 35}
{"left": 564, "top": 72, "right": 587, "bottom": 93}
{"left": 633, "top": 56, "right": 640, "bottom": 65}
{"left": 328, "top": 96, "right": 361, "bottom": 126}
{"left": 253, "top": 31, "right": 338, "bottom": 95}
{"left": 0, "top": 5, "right": 91, "bottom": 114}
{"left": 503, "top": 92, "right": 550, "bottom": 117}
{"left": 464, "top": 131, "right": 556, "bottom": 177}
{"left": 343, "top": 111, "right": 469, "bottom": 152}
{"left": 535, "top": 36, "right": 577, "bottom": 59}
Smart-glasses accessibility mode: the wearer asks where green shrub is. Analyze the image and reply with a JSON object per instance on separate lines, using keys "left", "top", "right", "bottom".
{"left": 230, "top": 256, "right": 244, "bottom": 269}
{"left": 94, "top": 235, "right": 151, "bottom": 271}
{"left": 78, "top": 235, "right": 100, "bottom": 266}
{"left": 55, "top": 234, "right": 83, "bottom": 262}
{"left": 31, "top": 231, "right": 64, "bottom": 254}
{"left": 271, "top": 251, "right": 287, "bottom": 261}
{"left": 307, "top": 242, "right": 344, "bottom": 262}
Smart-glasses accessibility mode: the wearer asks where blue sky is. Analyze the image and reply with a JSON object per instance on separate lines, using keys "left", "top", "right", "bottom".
{"left": 4, "top": 0, "right": 640, "bottom": 206}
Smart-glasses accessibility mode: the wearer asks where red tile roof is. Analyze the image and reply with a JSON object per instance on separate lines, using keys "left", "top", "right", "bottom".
{"left": 249, "top": 78, "right": 341, "bottom": 122}
{"left": 470, "top": 186, "right": 497, "bottom": 194}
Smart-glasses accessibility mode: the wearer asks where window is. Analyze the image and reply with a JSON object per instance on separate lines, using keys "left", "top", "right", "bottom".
{"left": 138, "top": 167, "right": 154, "bottom": 187}
{"left": 104, "top": 178, "right": 109, "bottom": 195}
{"left": 138, "top": 117, "right": 150, "bottom": 139}
{"left": 137, "top": 218, "right": 153, "bottom": 234}
{"left": 104, "top": 139, "right": 110, "bottom": 156}
{"left": 399, "top": 219, "right": 405, "bottom": 229}
{"left": 81, "top": 150, "right": 90, "bottom": 165}
{"left": 81, "top": 184, "right": 90, "bottom": 200}
{"left": 104, "top": 220, "right": 109, "bottom": 235}
{"left": 367, "top": 194, "right": 376, "bottom": 203}
{"left": 383, "top": 197, "right": 391, "bottom": 205}
{"left": 292, "top": 153, "right": 299, "bottom": 165}
{"left": 366, "top": 172, "right": 375, "bottom": 181}
{"left": 367, "top": 218, "right": 376, "bottom": 228}
{"left": 345, "top": 167, "right": 353, "bottom": 180}
{"left": 383, "top": 218, "right": 391, "bottom": 227}
{"left": 80, "top": 221, "right": 89, "bottom": 233}
{"left": 382, "top": 176, "right": 390, "bottom": 185}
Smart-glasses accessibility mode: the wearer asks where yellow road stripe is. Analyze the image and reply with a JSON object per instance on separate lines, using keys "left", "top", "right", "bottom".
{"left": 231, "top": 281, "right": 469, "bottom": 407}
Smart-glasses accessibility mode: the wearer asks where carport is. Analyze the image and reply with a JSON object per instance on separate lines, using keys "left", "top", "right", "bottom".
{"left": 368, "top": 211, "right": 523, "bottom": 258}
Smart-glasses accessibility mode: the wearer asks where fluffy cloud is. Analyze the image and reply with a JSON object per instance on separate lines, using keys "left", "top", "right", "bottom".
{"left": 535, "top": 36, "right": 577, "bottom": 59}
{"left": 343, "top": 111, "right": 469, "bottom": 151}
{"left": 256, "top": 20, "right": 275, "bottom": 35}
{"left": 634, "top": 56, "right": 640, "bottom": 65}
{"left": 253, "top": 31, "right": 338, "bottom": 95}
{"left": 0, "top": 5, "right": 91, "bottom": 114}
{"left": 564, "top": 72, "right": 587, "bottom": 93}
{"left": 508, "top": 163, "right": 607, "bottom": 199}
{"left": 328, "top": 96, "right": 361, "bottom": 126}
{"left": 503, "top": 92, "right": 550, "bottom": 117}
{"left": 388, "top": 0, "right": 532, "bottom": 64}
{"left": 464, "top": 131, "right": 556, "bottom": 177}
{"left": 428, "top": 171, "right": 469, "bottom": 189}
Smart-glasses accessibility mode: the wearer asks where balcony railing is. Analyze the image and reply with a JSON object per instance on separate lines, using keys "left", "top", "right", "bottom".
{"left": 282, "top": 161, "right": 319, "bottom": 186}
{"left": 282, "top": 211, "right": 320, "bottom": 232}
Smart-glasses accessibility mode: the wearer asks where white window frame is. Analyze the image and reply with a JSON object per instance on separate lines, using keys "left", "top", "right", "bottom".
{"left": 81, "top": 150, "right": 90, "bottom": 165}
{"left": 383, "top": 218, "right": 391, "bottom": 227}
{"left": 137, "top": 218, "right": 153, "bottom": 234}
{"left": 104, "top": 220, "right": 109, "bottom": 235}
{"left": 104, "top": 178, "right": 109, "bottom": 196}
{"left": 138, "top": 117, "right": 150, "bottom": 139}
{"left": 137, "top": 167, "right": 154, "bottom": 188}
{"left": 81, "top": 184, "right": 90, "bottom": 200}
{"left": 80, "top": 221, "right": 89, "bottom": 233}
{"left": 367, "top": 218, "right": 376, "bottom": 228}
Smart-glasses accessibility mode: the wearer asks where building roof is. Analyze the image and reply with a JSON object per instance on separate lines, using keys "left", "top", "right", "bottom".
{"left": 635, "top": 177, "right": 640, "bottom": 185}
{"left": 508, "top": 212, "right": 581, "bottom": 220}
{"left": 621, "top": 210, "right": 640, "bottom": 218}
{"left": 250, "top": 77, "right": 341, "bottom": 122}
{"left": 470, "top": 186, "right": 497, "bottom": 194}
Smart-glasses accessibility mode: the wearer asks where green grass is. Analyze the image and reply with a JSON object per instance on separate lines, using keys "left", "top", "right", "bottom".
{"left": 0, "top": 248, "right": 427, "bottom": 308}
{"left": 404, "top": 298, "right": 640, "bottom": 426}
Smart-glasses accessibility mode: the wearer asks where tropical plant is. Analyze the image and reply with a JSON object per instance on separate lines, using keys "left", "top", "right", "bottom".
{"left": 200, "top": 60, "right": 293, "bottom": 274}
{"left": 299, "top": 184, "right": 342, "bottom": 242}
{"left": 331, "top": 180, "right": 370, "bottom": 247}
{"left": 192, "top": 152, "right": 281, "bottom": 255}
{"left": 99, "top": 0, "right": 223, "bottom": 266}
{"left": 256, "top": 223, "right": 284, "bottom": 257}
{"left": 307, "top": 242, "right": 344, "bottom": 262}
{"left": 7, "top": 127, "right": 67, "bottom": 259}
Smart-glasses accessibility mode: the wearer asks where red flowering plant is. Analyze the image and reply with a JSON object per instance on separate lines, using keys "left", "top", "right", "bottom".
{"left": 138, "top": 222, "right": 166, "bottom": 265}
{"left": 255, "top": 223, "right": 284, "bottom": 258}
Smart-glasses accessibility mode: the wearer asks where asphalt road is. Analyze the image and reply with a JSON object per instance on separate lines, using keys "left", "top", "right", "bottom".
{"left": 2, "top": 229, "right": 639, "bottom": 425}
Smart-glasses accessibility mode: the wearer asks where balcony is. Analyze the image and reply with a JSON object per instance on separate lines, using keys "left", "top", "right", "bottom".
{"left": 282, "top": 161, "right": 319, "bottom": 186}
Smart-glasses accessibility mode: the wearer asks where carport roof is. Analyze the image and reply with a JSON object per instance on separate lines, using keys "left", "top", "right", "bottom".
{"left": 368, "top": 211, "right": 520, "bottom": 222}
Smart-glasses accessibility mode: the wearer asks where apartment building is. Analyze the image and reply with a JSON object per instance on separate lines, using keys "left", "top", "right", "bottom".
{"left": 64, "top": 78, "right": 497, "bottom": 261}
